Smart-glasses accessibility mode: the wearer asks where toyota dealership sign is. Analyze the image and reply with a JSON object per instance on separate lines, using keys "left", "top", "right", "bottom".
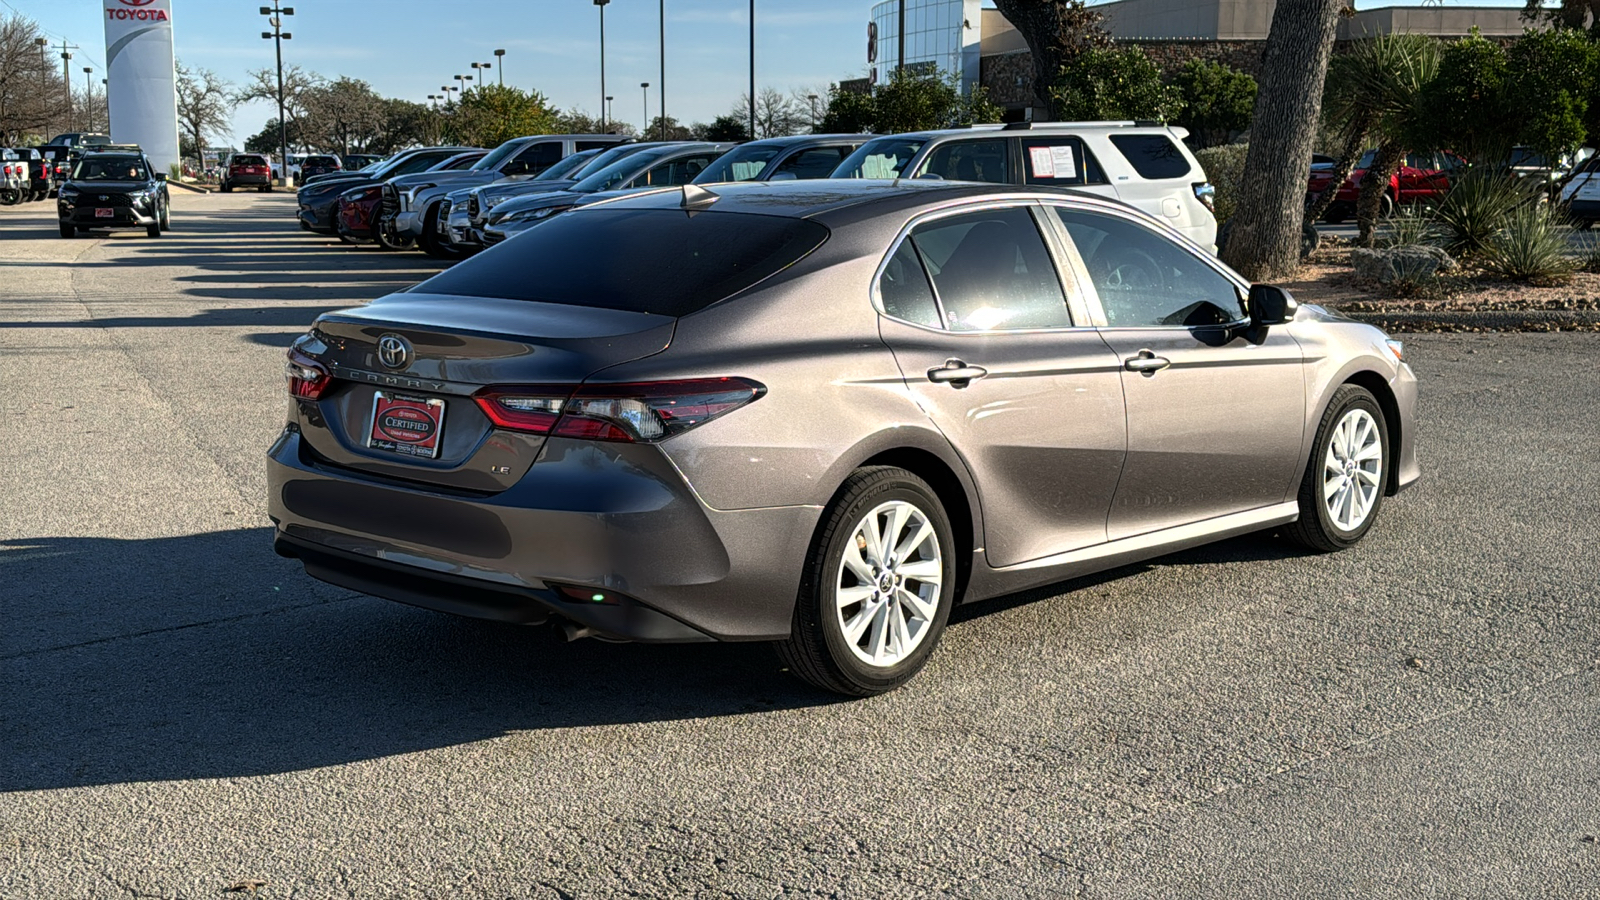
{"left": 103, "top": 0, "right": 179, "bottom": 173}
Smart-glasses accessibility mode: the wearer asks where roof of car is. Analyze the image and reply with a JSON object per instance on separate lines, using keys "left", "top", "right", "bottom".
{"left": 864, "top": 122, "right": 1189, "bottom": 142}
{"left": 736, "top": 134, "right": 871, "bottom": 148}
{"left": 586, "top": 178, "right": 1094, "bottom": 221}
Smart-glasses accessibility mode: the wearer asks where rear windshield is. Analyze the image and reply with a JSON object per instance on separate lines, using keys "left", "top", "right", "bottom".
{"left": 415, "top": 208, "right": 829, "bottom": 317}
{"left": 1108, "top": 134, "right": 1191, "bottom": 179}
{"left": 232, "top": 155, "right": 267, "bottom": 166}
{"left": 834, "top": 138, "right": 926, "bottom": 179}
{"left": 304, "top": 156, "right": 338, "bottom": 166}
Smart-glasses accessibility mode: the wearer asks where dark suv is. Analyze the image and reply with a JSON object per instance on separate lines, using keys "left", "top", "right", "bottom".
{"left": 57, "top": 147, "right": 170, "bottom": 238}
{"left": 300, "top": 155, "right": 342, "bottom": 180}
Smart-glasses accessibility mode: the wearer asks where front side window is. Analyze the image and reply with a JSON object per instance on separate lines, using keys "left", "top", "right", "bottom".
{"left": 636, "top": 153, "right": 720, "bottom": 187}
{"left": 833, "top": 138, "right": 925, "bottom": 179}
{"left": 914, "top": 139, "right": 1010, "bottom": 184}
{"left": 769, "top": 146, "right": 850, "bottom": 180}
{"left": 1053, "top": 207, "right": 1244, "bottom": 328}
{"left": 906, "top": 207, "right": 1071, "bottom": 332}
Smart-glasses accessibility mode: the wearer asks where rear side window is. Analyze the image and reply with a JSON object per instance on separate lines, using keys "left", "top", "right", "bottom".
{"left": 915, "top": 139, "right": 1010, "bottom": 184}
{"left": 1021, "top": 137, "right": 1107, "bottom": 187}
{"left": 506, "top": 141, "right": 563, "bottom": 175}
{"left": 416, "top": 209, "right": 829, "bottom": 317}
{"left": 877, "top": 240, "right": 942, "bottom": 328}
{"left": 1108, "top": 134, "right": 1192, "bottom": 179}
{"left": 907, "top": 207, "right": 1071, "bottom": 332}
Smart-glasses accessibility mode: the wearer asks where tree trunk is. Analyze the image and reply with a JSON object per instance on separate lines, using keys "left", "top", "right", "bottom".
{"left": 1305, "top": 124, "right": 1368, "bottom": 225}
{"left": 990, "top": 0, "right": 1110, "bottom": 117}
{"left": 1356, "top": 141, "right": 1404, "bottom": 246}
{"left": 1220, "top": 0, "right": 1344, "bottom": 282}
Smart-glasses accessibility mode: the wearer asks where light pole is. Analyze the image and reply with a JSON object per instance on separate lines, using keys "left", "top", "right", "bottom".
{"left": 658, "top": 0, "right": 665, "bottom": 140}
{"left": 748, "top": 0, "right": 755, "bottom": 140}
{"left": 260, "top": 5, "right": 293, "bottom": 187}
{"left": 441, "top": 85, "right": 459, "bottom": 107}
{"left": 594, "top": 0, "right": 609, "bottom": 131}
{"left": 55, "top": 41, "right": 77, "bottom": 132}
{"left": 641, "top": 83, "right": 650, "bottom": 135}
{"left": 454, "top": 73, "right": 472, "bottom": 96}
{"left": 82, "top": 67, "right": 94, "bottom": 132}
{"left": 807, "top": 93, "right": 818, "bottom": 132}
{"left": 33, "top": 38, "right": 48, "bottom": 128}
{"left": 494, "top": 49, "right": 505, "bottom": 86}
{"left": 605, "top": 96, "right": 614, "bottom": 132}
{"left": 471, "top": 61, "right": 493, "bottom": 89}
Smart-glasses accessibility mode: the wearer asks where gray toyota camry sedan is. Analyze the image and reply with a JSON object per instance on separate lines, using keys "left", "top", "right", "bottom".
{"left": 268, "top": 180, "right": 1418, "bottom": 696}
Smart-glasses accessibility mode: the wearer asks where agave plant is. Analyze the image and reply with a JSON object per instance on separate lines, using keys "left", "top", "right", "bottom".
{"left": 1378, "top": 205, "right": 1441, "bottom": 249}
{"left": 1433, "top": 169, "right": 1541, "bottom": 258}
{"left": 1482, "top": 202, "right": 1576, "bottom": 283}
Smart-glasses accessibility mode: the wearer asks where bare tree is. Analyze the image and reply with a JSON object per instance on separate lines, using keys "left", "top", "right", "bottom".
{"left": 235, "top": 64, "right": 322, "bottom": 152}
{"left": 175, "top": 61, "right": 233, "bottom": 165}
{"left": 989, "top": 0, "right": 1112, "bottom": 117}
{"left": 300, "top": 77, "right": 385, "bottom": 155}
{"left": 1220, "top": 0, "right": 1344, "bottom": 281}
{"left": 0, "top": 12, "right": 68, "bottom": 144}
{"left": 734, "top": 88, "right": 804, "bottom": 138}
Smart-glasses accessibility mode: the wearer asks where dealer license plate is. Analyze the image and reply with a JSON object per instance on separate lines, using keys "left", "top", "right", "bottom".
{"left": 367, "top": 392, "right": 446, "bottom": 459}
{"left": 94, "top": 208, "right": 113, "bottom": 218}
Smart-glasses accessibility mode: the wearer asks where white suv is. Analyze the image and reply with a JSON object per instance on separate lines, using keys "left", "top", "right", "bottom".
{"left": 833, "top": 121, "right": 1217, "bottom": 252}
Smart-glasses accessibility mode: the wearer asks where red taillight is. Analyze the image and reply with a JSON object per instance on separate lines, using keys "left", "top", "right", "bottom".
{"left": 474, "top": 378, "right": 764, "bottom": 443}
{"left": 285, "top": 348, "right": 331, "bottom": 400}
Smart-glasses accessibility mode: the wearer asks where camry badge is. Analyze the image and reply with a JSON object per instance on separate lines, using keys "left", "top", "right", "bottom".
{"left": 376, "top": 334, "right": 411, "bottom": 370}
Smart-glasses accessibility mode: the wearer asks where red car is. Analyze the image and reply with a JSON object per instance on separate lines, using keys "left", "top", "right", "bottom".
{"left": 1308, "top": 150, "right": 1464, "bottom": 223}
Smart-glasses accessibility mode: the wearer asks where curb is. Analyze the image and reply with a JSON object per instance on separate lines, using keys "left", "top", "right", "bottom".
{"left": 167, "top": 181, "right": 211, "bottom": 195}
{"left": 1343, "top": 308, "right": 1600, "bottom": 333}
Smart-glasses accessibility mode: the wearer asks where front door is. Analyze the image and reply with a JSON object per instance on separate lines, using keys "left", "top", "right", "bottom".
{"left": 875, "top": 203, "right": 1126, "bottom": 566}
{"left": 1047, "top": 205, "right": 1306, "bottom": 541}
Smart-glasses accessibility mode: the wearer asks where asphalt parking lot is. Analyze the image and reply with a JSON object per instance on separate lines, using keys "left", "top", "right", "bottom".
{"left": 2, "top": 191, "right": 1598, "bottom": 899}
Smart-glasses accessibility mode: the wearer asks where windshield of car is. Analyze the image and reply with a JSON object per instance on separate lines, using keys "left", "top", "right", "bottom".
{"left": 416, "top": 208, "right": 830, "bottom": 317}
{"left": 470, "top": 140, "right": 523, "bottom": 172}
{"left": 72, "top": 156, "right": 147, "bottom": 181}
{"left": 391, "top": 152, "right": 459, "bottom": 176}
{"left": 694, "top": 144, "right": 782, "bottom": 183}
{"left": 570, "top": 147, "right": 679, "bottom": 193}
{"left": 534, "top": 150, "right": 598, "bottom": 182}
{"left": 1357, "top": 149, "right": 1377, "bottom": 169}
{"left": 834, "top": 138, "right": 925, "bottom": 179}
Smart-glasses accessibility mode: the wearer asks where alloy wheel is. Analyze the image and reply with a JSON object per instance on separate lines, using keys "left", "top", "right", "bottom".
{"left": 833, "top": 500, "right": 943, "bottom": 668}
{"left": 1323, "top": 408, "right": 1383, "bottom": 531}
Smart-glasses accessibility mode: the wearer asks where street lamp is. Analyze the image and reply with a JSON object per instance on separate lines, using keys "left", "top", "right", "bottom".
{"left": 494, "top": 49, "right": 505, "bottom": 86}
{"left": 83, "top": 67, "right": 94, "bottom": 132}
{"left": 471, "top": 61, "right": 493, "bottom": 87}
{"left": 454, "top": 73, "right": 472, "bottom": 95}
{"left": 441, "top": 85, "right": 459, "bottom": 107}
{"left": 807, "top": 93, "right": 818, "bottom": 132}
{"left": 658, "top": 0, "right": 665, "bottom": 141}
{"left": 260, "top": 5, "right": 294, "bottom": 187}
{"left": 605, "top": 96, "right": 614, "bottom": 131}
{"left": 33, "top": 38, "right": 47, "bottom": 116}
{"left": 594, "top": 0, "right": 609, "bottom": 131}
{"left": 60, "top": 48, "right": 73, "bottom": 131}
{"left": 641, "top": 82, "right": 649, "bottom": 135}
{"left": 748, "top": 0, "right": 755, "bottom": 140}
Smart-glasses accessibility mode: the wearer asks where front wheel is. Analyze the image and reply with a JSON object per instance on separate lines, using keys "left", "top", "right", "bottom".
{"left": 58, "top": 223, "right": 75, "bottom": 238}
{"left": 419, "top": 203, "right": 463, "bottom": 260}
{"left": 776, "top": 467, "right": 956, "bottom": 696}
{"left": 1284, "top": 385, "right": 1390, "bottom": 553}
{"left": 158, "top": 200, "right": 171, "bottom": 231}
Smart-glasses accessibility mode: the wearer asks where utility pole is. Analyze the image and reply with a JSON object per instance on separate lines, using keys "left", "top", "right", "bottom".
{"left": 33, "top": 38, "right": 48, "bottom": 130}
{"left": 260, "top": 5, "right": 294, "bottom": 187}
{"left": 56, "top": 40, "right": 78, "bottom": 132}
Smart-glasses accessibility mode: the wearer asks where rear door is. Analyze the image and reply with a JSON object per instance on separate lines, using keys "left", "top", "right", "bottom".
{"left": 874, "top": 202, "right": 1126, "bottom": 565}
{"left": 1046, "top": 204, "right": 1305, "bottom": 541}
{"left": 1016, "top": 134, "right": 1118, "bottom": 203}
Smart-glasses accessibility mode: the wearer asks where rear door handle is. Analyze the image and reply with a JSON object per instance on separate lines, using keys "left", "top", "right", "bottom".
{"left": 1123, "top": 350, "right": 1171, "bottom": 374}
{"left": 927, "top": 360, "right": 988, "bottom": 387}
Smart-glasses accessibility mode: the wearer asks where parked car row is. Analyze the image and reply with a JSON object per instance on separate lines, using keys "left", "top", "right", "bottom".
{"left": 1, "top": 143, "right": 81, "bottom": 205}
{"left": 289, "top": 122, "right": 1221, "bottom": 272}
{"left": 1306, "top": 145, "right": 1598, "bottom": 224}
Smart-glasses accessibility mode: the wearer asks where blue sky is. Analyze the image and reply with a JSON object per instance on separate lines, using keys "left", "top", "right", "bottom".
{"left": 7, "top": 0, "right": 1530, "bottom": 147}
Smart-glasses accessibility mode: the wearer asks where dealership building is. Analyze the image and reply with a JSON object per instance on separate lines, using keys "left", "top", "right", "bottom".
{"left": 867, "top": 0, "right": 1536, "bottom": 116}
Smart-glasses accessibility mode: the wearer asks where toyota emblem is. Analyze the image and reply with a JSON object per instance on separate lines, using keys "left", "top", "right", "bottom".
{"left": 376, "top": 334, "right": 411, "bottom": 370}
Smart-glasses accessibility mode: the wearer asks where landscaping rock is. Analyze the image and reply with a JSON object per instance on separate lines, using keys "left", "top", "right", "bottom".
{"left": 1351, "top": 246, "right": 1457, "bottom": 284}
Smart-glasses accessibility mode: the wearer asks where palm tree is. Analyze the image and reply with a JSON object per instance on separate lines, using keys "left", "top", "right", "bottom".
{"left": 1309, "top": 34, "right": 1440, "bottom": 245}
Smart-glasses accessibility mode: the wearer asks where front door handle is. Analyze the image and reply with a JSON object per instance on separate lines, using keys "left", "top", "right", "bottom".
{"left": 927, "top": 360, "right": 988, "bottom": 388}
{"left": 1124, "top": 350, "right": 1171, "bottom": 375}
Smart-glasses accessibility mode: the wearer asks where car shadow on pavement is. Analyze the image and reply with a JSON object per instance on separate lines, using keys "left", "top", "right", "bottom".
{"left": 0, "top": 528, "right": 832, "bottom": 792}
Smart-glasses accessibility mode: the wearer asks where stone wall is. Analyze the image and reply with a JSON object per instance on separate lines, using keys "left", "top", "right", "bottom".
{"left": 981, "top": 40, "right": 1268, "bottom": 111}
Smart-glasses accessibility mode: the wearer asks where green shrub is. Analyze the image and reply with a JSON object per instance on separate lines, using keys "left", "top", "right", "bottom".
{"left": 1433, "top": 170, "right": 1538, "bottom": 258}
{"left": 1192, "top": 142, "right": 1248, "bottom": 224}
{"left": 168, "top": 161, "right": 182, "bottom": 182}
{"left": 1482, "top": 203, "right": 1576, "bottom": 283}
{"left": 1171, "top": 59, "right": 1256, "bottom": 147}
{"left": 1050, "top": 47, "right": 1177, "bottom": 123}
{"left": 1576, "top": 233, "right": 1600, "bottom": 274}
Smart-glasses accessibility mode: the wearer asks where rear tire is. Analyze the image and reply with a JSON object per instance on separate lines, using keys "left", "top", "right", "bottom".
{"left": 260, "top": 185, "right": 271, "bottom": 193}
{"left": 1284, "top": 385, "right": 1390, "bottom": 553}
{"left": 0, "top": 188, "right": 18, "bottom": 206}
{"left": 776, "top": 467, "right": 956, "bottom": 697}
{"left": 1323, "top": 203, "right": 1349, "bottom": 225}
{"left": 220, "top": 182, "right": 232, "bottom": 193}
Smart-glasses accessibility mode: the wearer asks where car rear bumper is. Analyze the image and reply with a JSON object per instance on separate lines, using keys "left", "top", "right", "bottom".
{"left": 1565, "top": 198, "right": 1600, "bottom": 219}
{"left": 228, "top": 173, "right": 271, "bottom": 186}
{"left": 266, "top": 428, "right": 816, "bottom": 642}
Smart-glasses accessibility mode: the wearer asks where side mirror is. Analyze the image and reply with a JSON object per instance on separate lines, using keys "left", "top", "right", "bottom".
{"left": 1248, "top": 284, "right": 1297, "bottom": 328}
{"left": 154, "top": 172, "right": 167, "bottom": 181}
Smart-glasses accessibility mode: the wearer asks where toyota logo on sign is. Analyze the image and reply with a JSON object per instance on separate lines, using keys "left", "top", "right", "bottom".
{"left": 118, "top": 0, "right": 156, "bottom": 5}
{"left": 377, "top": 334, "right": 411, "bottom": 370}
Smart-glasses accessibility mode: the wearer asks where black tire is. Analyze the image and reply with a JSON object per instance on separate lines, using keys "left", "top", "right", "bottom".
{"left": 419, "top": 202, "right": 463, "bottom": 260}
{"left": 776, "top": 466, "right": 957, "bottom": 697}
{"left": 146, "top": 220, "right": 161, "bottom": 238}
{"left": 1323, "top": 203, "right": 1348, "bottom": 225}
{"left": 260, "top": 185, "right": 271, "bottom": 193}
{"left": 220, "top": 182, "right": 232, "bottom": 193}
{"left": 0, "top": 189, "right": 18, "bottom": 206}
{"left": 1380, "top": 194, "right": 1396, "bottom": 219}
{"left": 58, "top": 223, "right": 75, "bottom": 238}
{"left": 1284, "top": 385, "right": 1391, "bottom": 553}
{"left": 158, "top": 200, "right": 170, "bottom": 231}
